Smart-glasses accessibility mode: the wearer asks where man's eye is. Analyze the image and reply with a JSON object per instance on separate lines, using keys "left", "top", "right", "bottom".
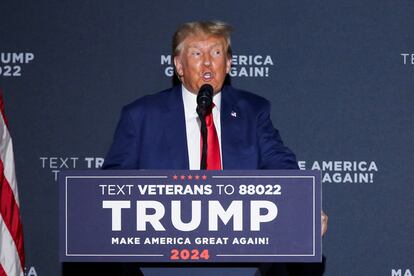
{"left": 213, "top": 50, "right": 221, "bottom": 55}
{"left": 192, "top": 51, "right": 201, "bottom": 56}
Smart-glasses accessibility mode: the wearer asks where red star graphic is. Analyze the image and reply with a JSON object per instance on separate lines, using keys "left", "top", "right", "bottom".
{"left": 202, "top": 175, "right": 207, "bottom": 180}
{"left": 173, "top": 175, "right": 178, "bottom": 180}
{"left": 195, "top": 175, "right": 200, "bottom": 180}
{"left": 180, "top": 175, "right": 186, "bottom": 180}
{"left": 188, "top": 175, "right": 193, "bottom": 180}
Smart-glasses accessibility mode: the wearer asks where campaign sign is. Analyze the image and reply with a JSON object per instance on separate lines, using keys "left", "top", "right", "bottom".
{"left": 59, "top": 170, "right": 321, "bottom": 263}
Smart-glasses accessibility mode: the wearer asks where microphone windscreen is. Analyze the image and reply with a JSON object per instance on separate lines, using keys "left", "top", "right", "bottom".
{"left": 197, "top": 84, "right": 213, "bottom": 109}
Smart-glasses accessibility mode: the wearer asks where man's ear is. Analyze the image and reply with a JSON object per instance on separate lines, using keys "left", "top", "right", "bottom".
{"left": 225, "top": 56, "right": 231, "bottom": 74}
{"left": 174, "top": 56, "right": 183, "bottom": 77}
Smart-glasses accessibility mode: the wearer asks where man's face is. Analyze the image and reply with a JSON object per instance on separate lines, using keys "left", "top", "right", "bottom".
{"left": 174, "top": 34, "right": 231, "bottom": 94}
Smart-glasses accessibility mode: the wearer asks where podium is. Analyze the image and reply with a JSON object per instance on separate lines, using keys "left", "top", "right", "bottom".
{"left": 59, "top": 170, "right": 321, "bottom": 263}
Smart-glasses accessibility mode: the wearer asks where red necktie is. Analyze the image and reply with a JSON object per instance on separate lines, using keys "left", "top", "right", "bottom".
{"left": 201, "top": 105, "right": 222, "bottom": 170}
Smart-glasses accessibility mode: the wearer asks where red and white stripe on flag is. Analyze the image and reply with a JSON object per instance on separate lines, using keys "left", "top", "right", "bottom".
{"left": 0, "top": 89, "right": 25, "bottom": 276}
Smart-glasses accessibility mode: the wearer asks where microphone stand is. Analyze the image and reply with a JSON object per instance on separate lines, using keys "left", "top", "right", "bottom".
{"left": 197, "top": 107, "right": 208, "bottom": 170}
{"left": 196, "top": 83, "right": 213, "bottom": 170}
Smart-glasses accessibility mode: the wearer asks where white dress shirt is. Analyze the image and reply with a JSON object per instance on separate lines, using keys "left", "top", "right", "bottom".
{"left": 182, "top": 85, "right": 222, "bottom": 170}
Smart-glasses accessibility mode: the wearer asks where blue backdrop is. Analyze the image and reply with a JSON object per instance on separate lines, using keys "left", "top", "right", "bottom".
{"left": 1, "top": 1, "right": 413, "bottom": 275}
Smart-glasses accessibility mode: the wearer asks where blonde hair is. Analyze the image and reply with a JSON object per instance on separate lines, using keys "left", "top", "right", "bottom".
{"left": 172, "top": 20, "right": 232, "bottom": 57}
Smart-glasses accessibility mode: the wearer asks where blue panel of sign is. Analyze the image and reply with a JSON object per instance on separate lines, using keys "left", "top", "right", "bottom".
{"left": 59, "top": 170, "right": 321, "bottom": 263}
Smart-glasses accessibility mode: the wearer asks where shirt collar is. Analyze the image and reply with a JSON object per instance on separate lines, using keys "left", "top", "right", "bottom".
{"left": 181, "top": 84, "right": 221, "bottom": 117}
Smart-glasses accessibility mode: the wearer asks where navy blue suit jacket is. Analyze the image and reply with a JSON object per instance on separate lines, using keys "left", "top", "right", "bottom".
{"left": 103, "top": 85, "right": 298, "bottom": 170}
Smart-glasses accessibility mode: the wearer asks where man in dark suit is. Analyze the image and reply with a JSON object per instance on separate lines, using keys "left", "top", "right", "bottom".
{"left": 102, "top": 21, "right": 327, "bottom": 276}
{"left": 103, "top": 21, "right": 298, "bottom": 171}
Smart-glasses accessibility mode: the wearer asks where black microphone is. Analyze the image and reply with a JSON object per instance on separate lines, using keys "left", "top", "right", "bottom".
{"left": 196, "top": 84, "right": 213, "bottom": 117}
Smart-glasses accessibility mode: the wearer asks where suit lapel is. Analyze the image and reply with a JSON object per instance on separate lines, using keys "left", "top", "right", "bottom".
{"left": 161, "top": 86, "right": 189, "bottom": 169}
{"left": 221, "top": 86, "right": 245, "bottom": 169}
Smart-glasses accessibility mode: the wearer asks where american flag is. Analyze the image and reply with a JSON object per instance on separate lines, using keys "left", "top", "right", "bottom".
{"left": 0, "top": 89, "right": 25, "bottom": 276}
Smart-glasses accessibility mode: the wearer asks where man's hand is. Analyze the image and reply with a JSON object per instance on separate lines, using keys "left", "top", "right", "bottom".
{"left": 321, "top": 211, "right": 328, "bottom": 236}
